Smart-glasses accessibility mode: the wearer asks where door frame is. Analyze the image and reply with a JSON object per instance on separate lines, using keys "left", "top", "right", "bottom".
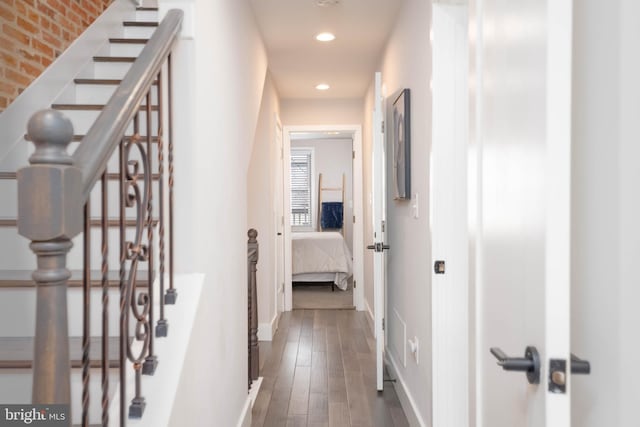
{"left": 431, "top": 2, "right": 470, "bottom": 425}
{"left": 274, "top": 114, "right": 285, "bottom": 318}
{"left": 283, "top": 124, "right": 364, "bottom": 312}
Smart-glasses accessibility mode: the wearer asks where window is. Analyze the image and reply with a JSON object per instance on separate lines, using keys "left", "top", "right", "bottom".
{"left": 290, "top": 148, "right": 313, "bottom": 227}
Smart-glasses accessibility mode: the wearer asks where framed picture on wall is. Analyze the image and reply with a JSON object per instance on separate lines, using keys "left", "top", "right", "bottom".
{"left": 392, "top": 88, "right": 411, "bottom": 200}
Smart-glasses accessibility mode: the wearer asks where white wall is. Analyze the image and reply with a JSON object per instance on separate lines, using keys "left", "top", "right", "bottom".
{"left": 363, "top": 0, "right": 433, "bottom": 423}
{"left": 163, "top": 0, "right": 268, "bottom": 425}
{"left": 291, "top": 138, "right": 354, "bottom": 251}
{"left": 571, "top": 1, "right": 640, "bottom": 425}
{"left": 247, "top": 71, "right": 281, "bottom": 340}
{"left": 281, "top": 98, "right": 363, "bottom": 126}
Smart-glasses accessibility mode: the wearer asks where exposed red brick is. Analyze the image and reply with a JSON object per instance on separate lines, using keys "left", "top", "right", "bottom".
{"left": 0, "top": 0, "right": 114, "bottom": 112}
{"left": 19, "top": 60, "right": 42, "bottom": 77}
{"left": 5, "top": 68, "right": 31, "bottom": 86}
{"left": 0, "top": 4, "right": 15, "bottom": 21}
{"left": 3, "top": 23, "right": 30, "bottom": 45}
{"left": 32, "top": 38, "right": 53, "bottom": 58}
{"left": 16, "top": 16, "right": 39, "bottom": 34}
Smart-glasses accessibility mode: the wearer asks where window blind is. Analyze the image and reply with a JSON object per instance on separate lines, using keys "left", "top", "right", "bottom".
{"left": 290, "top": 148, "right": 312, "bottom": 226}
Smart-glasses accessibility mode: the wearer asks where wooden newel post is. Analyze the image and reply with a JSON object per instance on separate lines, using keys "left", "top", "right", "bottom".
{"left": 247, "top": 229, "right": 260, "bottom": 389}
{"left": 17, "top": 110, "right": 83, "bottom": 407}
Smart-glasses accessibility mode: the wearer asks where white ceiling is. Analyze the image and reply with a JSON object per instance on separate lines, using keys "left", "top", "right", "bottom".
{"left": 250, "top": 0, "right": 405, "bottom": 100}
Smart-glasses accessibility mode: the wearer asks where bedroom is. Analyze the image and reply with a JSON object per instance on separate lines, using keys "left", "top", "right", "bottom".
{"left": 288, "top": 131, "right": 356, "bottom": 310}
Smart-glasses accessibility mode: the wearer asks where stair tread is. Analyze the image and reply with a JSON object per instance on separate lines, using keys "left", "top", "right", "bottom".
{"left": 0, "top": 218, "right": 159, "bottom": 227}
{"left": 93, "top": 56, "right": 136, "bottom": 62}
{"left": 51, "top": 104, "right": 159, "bottom": 111}
{"left": 0, "top": 270, "right": 150, "bottom": 288}
{"left": 75, "top": 78, "right": 158, "bottom": 86}
{"left": 109, "top": 38, "right": 149, "bottom": 44}
{"left": 0, "top": 336, "right": 123, "bottom": 369}
{"left": 136, "top": 6, "right": 158, "bottom": 11}
{"left": 123, "top": 21, "right": 158, "bottom": 27}
{"left": 0, "top": 170, "right": 162, "bottom": 180}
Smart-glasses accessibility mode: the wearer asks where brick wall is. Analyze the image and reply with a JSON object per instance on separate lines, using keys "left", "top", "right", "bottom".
{"left": 0, "top": 0, "right": 114, "bottom": 112}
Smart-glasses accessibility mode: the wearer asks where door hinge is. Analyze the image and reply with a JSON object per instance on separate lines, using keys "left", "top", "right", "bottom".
{"left": 353, "top": 280, "right": 356, "bottom": 289}
{"left": 382, "top": 317, "right": 385, "bottom": 331}
{"left": 353, "top": 150, "right": 355, "bottom": 159}
{"left": 353, "top": 215, "right": 356, "bottom": 223}
{"left": 382, "top": 220, "right": 386, "bottom": 232}
{"left": 381, "top": 121, "right": 385, "bottom": 133}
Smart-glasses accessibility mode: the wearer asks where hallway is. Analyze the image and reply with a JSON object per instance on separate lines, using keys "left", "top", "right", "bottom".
{"left": 251, "top": 310, "right": 409, "bottom": 427}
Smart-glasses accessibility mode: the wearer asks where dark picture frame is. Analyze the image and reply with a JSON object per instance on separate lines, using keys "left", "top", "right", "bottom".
{"left": 392, "top": 88, "right": 411, "bottom": 200}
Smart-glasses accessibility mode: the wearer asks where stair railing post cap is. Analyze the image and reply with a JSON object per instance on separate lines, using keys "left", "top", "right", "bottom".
{"left": 27, "top": 109, "right": 74, "bottom": 165}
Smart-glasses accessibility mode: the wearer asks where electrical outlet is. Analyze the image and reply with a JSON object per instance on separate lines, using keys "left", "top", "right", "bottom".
{"left": 408, "top": 337, "right": 419, "bottom": 364}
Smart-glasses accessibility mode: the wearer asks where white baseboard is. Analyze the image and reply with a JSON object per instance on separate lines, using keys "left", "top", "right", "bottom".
{"left": 386, "top": 350, "right": 428, "bottom": 427}
{"left": 236, "top": 395, "right": 252, "bottom": 427}
{"left": 364, "top": 299, "right": 375, "bottom": 336}
{"left": 248, "top": 377, "right": 263, "bottom": 407}
{"left": 257, "top": 312, "right": 280, "bottom": 341}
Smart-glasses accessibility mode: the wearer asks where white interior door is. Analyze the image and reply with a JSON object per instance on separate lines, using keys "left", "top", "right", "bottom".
{"left": 369, "top": 71, "right": 387, "bottom": 391}
{"left": 473, "top": 1, "right": 573, "bottom": 426}
{"left": 274, "top": 118, "right": 285, "bottom": 314}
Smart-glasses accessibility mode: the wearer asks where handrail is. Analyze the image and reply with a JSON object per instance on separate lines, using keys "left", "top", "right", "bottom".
{"left": 74, "top": 9, "right": 183, "bottom": 201}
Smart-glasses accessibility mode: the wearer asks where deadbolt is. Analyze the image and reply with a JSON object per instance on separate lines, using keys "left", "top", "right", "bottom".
{"left": 551, "top": 371, "right": 566, "bottom": 386}
{"left": 434, "top": 260, "right": 445, "bottom": 274}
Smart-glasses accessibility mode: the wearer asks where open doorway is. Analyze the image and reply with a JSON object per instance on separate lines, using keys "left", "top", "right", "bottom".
{"left": 283, "top": 125, "right": 364, "bottom": 312}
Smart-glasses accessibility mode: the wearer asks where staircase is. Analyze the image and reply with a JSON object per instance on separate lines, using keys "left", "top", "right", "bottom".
{"left": 0, "top": 3, "right": 186, "bottom": 426}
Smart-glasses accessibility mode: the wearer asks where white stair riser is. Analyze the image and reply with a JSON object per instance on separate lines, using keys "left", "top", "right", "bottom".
{"left": 56, "top": 110, "right": 159, "bottom": 136}
{"left": 0, "top": 369, "right": 120, "bottom": 425}
{"left": 0, "top": 287, "right": 131, "bottom": 337}
{"left": 93, "top": 61, "right": 134, "bottom": 79}
{"left": 135, "top": 10, "right": 158, "bottom": 22}
{"left": 0, "top": 223, "right": 162, "bottom": 271}
{"left": 123, "top": 26, "right": 156, "bottom": 39}
{"left": 109, "top": 42, "right": 147, "bottom": 58}
{"left": 75, "top": 83, "right": 159, "bottom": 106}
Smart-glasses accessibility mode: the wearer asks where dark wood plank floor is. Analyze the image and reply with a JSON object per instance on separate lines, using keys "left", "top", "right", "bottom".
{"left": 252, "top": 309, "right": 409, "bottom": 427}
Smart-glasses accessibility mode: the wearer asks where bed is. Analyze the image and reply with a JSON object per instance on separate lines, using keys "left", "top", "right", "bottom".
{"left": 291, "top": 231, "right": 353, "bottom": 291}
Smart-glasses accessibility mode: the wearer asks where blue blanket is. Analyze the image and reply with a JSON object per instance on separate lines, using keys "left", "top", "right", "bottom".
{"left": 321, "top": 202, "right": 343, "bottom": 229}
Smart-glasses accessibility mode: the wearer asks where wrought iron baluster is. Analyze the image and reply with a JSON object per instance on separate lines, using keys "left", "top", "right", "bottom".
{"left": 118, "top": 138, "right": 126, "bottom": 427}
{"left": 101, "top": 171, "right": 109, "bottom": 427}
{"left": 156, "top": 68, "right": 168, "bottom": 337}
{"left": 123, "top": 113, "right": 151, "bottom": 418}
{"left": 165, "top": 54, "right": 177, "bottom": 305}
{"left": 143, "top": 91, "right": 158, "bottom": 375}
{"left": 82, "top": 200, "right": 91, "bottom": 427}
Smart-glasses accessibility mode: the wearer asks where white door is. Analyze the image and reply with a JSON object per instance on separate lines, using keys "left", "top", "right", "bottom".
{"left": 274, "top": 118, "right": 285, "bottom": 314}
{"left": 369, "top": 71, "right": 387, "bottom": 391}
{"left": 473, "top": 0, "right": 573, "bottom": 426}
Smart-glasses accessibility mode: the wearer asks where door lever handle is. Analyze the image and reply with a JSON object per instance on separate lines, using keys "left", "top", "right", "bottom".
{"left": 490, "top": 346, "right": 540, "bottom": 384}
{"left": 571, "top": 353, "right": 591, "bottom": 374}
{"left": 367, "top": 243, "right": 390, "bottom": 252}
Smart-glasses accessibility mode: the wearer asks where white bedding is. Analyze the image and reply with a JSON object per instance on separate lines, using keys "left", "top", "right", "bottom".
{"left": 291, "top": 232, "right": 353, "bottom": 290}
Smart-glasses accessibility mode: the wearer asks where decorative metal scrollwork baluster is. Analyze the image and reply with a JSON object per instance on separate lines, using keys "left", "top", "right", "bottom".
{"left": 120, "top": 129, "right": 152, "bottom": 419}
{"left": 165, "top": 54, "right": 177, "bottom": 305}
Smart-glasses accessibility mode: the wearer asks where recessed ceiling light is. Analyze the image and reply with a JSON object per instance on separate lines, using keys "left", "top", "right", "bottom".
{"left": 316, "top": 83, "right": 330, "bottom": 91}
{"left": 316, "top": 0, "right": 340, "bottom": 6}
{"left": 315, "top": 32, "right": 336, "bottom": 42}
